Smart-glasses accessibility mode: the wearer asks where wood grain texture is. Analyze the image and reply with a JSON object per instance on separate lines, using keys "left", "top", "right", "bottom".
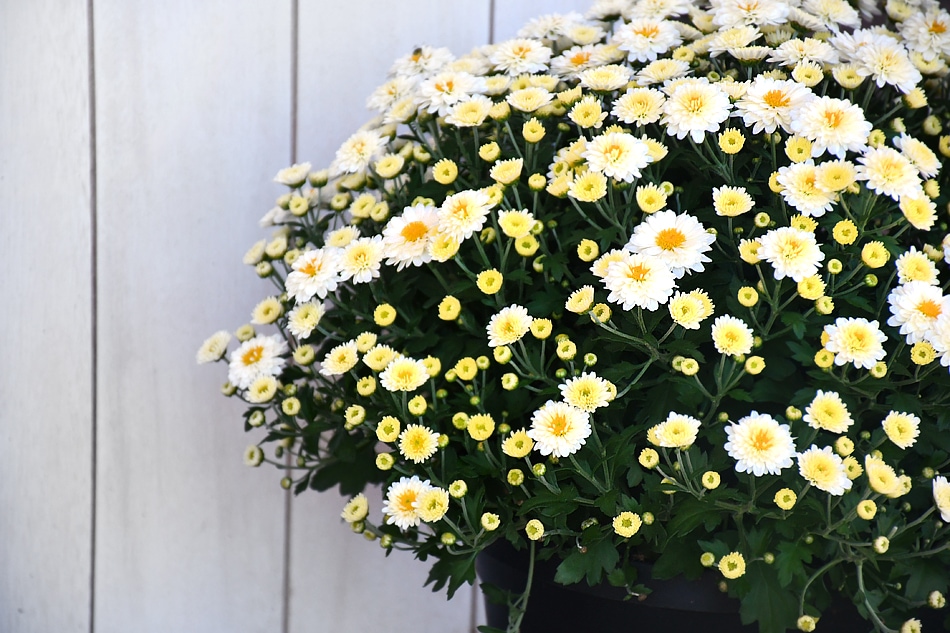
{"left": 492, "top": 0, "right": 593, "bottom": 42}
{"left": 0, "top": 3, "right": 93, "bottom": 633}
{"left": 290, "top": 3, "right": 492, "bottom": 632}
{"left": 92, "top": 2, "right": 292, "bottom": 631}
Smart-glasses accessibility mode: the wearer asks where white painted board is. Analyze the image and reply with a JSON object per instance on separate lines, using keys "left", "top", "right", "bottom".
{"left": 92, "top": 2, "right": 292, "bottom": 631}
{"left": 0, "top": 3, "right": 93, "bottom": 633}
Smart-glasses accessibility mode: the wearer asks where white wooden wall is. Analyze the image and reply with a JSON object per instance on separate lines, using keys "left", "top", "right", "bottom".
{"left": 0, "top": 1, "right": 584, "bottom": 631}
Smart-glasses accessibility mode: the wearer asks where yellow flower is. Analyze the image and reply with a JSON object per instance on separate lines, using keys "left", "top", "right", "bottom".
{"left": 718, "top": 128, "right": 745, "bottom": 154}
{"left": 501, "top": 372, "right": 519, "bottom": 390}
{"left": 744, "top": 356, "right": 765, "bottom": 375}
{"left": 701, "top": 471, "right": 721, "bottom": 490}
{"left": 569, "top": 96, "right": 606, "bottom": 129}
{"left": 789, "top": 215, "right": 817, "bottom": 232}
{"left": 407, "top": 395, "right": 427, "bottom": 416}
{"left": 738, "top": 239, "right": 761, "bottom": 264}
{"left": 577, "top": 239, "right": 600, "bottom": 262}
{"left": 882, "top": 411, "right": 920, "bottom": 449}
{"left": 502, "top": 429, "right": 534, "bottom": 458}
{"left": 814, "top": 348, "right": 834, "bottom": 368}
{"left": 713, "top": 186, "right": 754, "bottom": 217}
{"left": 818, "top": 160, "right": 857, "bottom": 192}
{"left": 910, "top": 341, "right": 936, "bottom": 365}
{"left": 612, "top": 511, "right": 643, "bottom": 538}
{"left": 639, "top": 447, "right": 660, "bottom": 469}
{"left": 528, "top": 173, "right": 546, "bottom": 190}
{"left": 356, "top": 376, "right": 377, "bottom": 396}
{"left": 479, "top": 141, "right": 500, "bottom": 162}
{"left": 556, "top": 339, "right": 577, "bottom": 360}
{"left": 344, "top": 404, "right": 366, "bottom": 429}
{"left": 861, "top": 242, "right": 890, "bottom": 268}
{"left": 438, "top": 295, "right": 461, "bottom": 320}
{"left": 355, "top": 332, "right": 378, "bottom": 353}
{"left": 399, "top": 424, "right": 439, "bottom": 463}
{"left": 568, "top": 171, "right": 608, "bottom": 202}
{"left": 476, "top": 269, "right": 503, "bottom": 294}
{"left": 493, "top": 345, "right": 512, "bottom": 364}
{"left": 525, "top": 518, "right": 545, "bottom": 541}
{"left": 374, "top": 303, "right": 397, "bottom": 326}
{"left": 530, "top": 318, "right": 553, "bottom": 339}
{"left": 566, "top": 286, "right": 595, "bottom": 313}
{"left": 591, "top": 303, "right": 612, "bottom": 323}
{"left": 856, "top": 500, "right": 877, "bottom": 520}
{"left": 293, "top": 344, "right": 315, "bottom": 365}
{"left": 415, "top": 488, "right": 450, "bottom": 523}
{"left": 507, "top": 468, "right": 524, "bottom": 486}
{"left": 376, "top": 453, "right": 394, "bottom": 470}
{"left": 376, "top": 416, "right": 400, "bottom": 443}
{"left": 718, "top": 552, "right": 746, "bottom": 579}
{"left": 832, "top": 220, "right": 857, "bottom": 245}
{"left": 498, "top": 209, "right": 534, "bottom": 238}
{"left": 515, "top": 235, "right": 540, "bottom": 256}
{"left": 481, "top": 512, "right": 500, "bottom": 531}
{"left": 422, "top": 356, "right": 441, "bottom": 377}
{"left": 737, "top": 286, "right": 759, "bottom": 307}
{"left": 251, "top": 297, "right": 283, "bottom": 324}
{"left": 522, "top": 117, "right": 545, "bottom": 143}
{"left": 797, "top": 275, "right": 825, "bottom": 301}
{"left": 490, "top": 158, "right": 524, "bottom": 185}
{"left": 900, "top": 196, "right": 937, "bottom": 230}
{"left": 466, "top": 414, "right": 494, "bottom": 441}
{"left": 374, "top": 153, "right": 405, "bottom": 179}
{"left": 636, "top": 184, "right": 668, "bottom": 213}
{"left": 774, "top": 488, "right": 797, "bottom": 510}
{"left": 454, "top": 357, "right": 478, "bottom": 381}
{"left": 785, "top": 136, "right": 812, "bottom": 163}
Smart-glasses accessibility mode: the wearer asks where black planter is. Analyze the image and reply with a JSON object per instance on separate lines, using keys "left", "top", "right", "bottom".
{"left": 475, "top": 540, "right": 947, "bottom": 632}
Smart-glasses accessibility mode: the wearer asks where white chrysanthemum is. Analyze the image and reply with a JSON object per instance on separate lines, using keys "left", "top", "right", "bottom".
{"left": 708, "top": 25, "right": 761, "bottom": 57}
{"left": 852, "top": 37, "right": 922, "bottom": 94}
{"left": 933, "top": 476, "right": 950, "bottom": 522}
{"left": 894, "top": 134, "right": 941, "bottom": 179}
{"left": 882, "top": 411, "right": 921, "bottom": 449}
{"left": 416, "top": 71, "right": 484, "bottom": 116}
{"left": 437, "top": 189, "right": 494, "bottom": 241}
{"left": 398, "top": 424, "right": 440, "bottom": 464}
{"left": 724, "top": 412, "right": 796, "bottom": 476}
{"left": 896, "top": 247, "right": 939, "bottom": 285}
{"left": 551, "top": 45, "right": 603, "bottom": 77}
{"left": 319, "top": 340, "right": 360, "bottom": 377}
{"left": 635, "top": 58, "right": 692, "bottom": 86}
{"left": 798, "top": 446, "right": 852, "bottom": 495}
{"left": 801, "top": 0, "right": 860, "bottom": 31}
{"left": 735, "top": 76, "right": 815, "bottom": 134}
{"left": 527, "top": 400, "right": 592, "bottom": 458}
{"left": 927, "top": 313, "right": 950, "bottom": 367}
{"left": 768, "top": 37, "right": 839, "bottom": 67}
{"left": 382, "top": 203, "right": 439, "bottom": 270}
{"left": 559, "top": 372, "right": 612, "bottom": 412}
{"left": 612, "top": 87, "right": 666, "bottom": 126}
{"left": 857, "top": 146, "right": 923, "bottom": 201}
{"left": 823, "top": 317, "right": 887, "bottom": 369}
{"left": 287, "top": 301, "right": 325, "bottom": 339}
{"left": 661, "top": 78, "right": 732, "bottom": 143}
{"left": 380, "top": 356, "right": 430, "bottom": 392}
{"left": 776, "top": 162, "right": 836, "bottom": 217}
{"left": 506, "top": 86, "right": 555, "bottom": 113}
{"left": 383, "top": 476, "right": 433, "bottom": 530}
{"left": 887, "top": 281, "right": 949, "bottom": 344}
{"left": 497, "top": 209, "right": 535, "bottom": 239}
{"left": 517, "top": 11, "right": 584, "bottom": 40}
{"left": 490, "top": 38, "right": 552, "bottom": 75}
{"left": 285, "top": 248, "right": 342, "bottom": 303}
{"left": 613, "top": 18, "right": 682, "bottom": 62}
{"left": 900, "top": 9, "right": 950, "bottom": 62}
{"left": 627, "top": 210, "right": 716, "bottom": 278}
{"left": 668, "top": 291, "right": 709, "bottom": 329}
{"left": 789, "top": 96, "right": 871, "bottom": 159}
{"left": 603, "top": 252, "right": 677, "bottom": 311}
{"left": 445, "top": 94, "right": 494, "bottom": 128}
{"left": 274, "top": 162, "right": 312, "bottom": 186}
{"left": 332, "top": 128, "right": 387, "bottom": 175}
{"left": 390, "top": 46, "right": 453, "bottom": 78}
{"left": 583, "top": 132, "right": 653, "bottom": 182}
{"left": 578, "top": 64, "right": 633, "bottom": 91}
{"left": 228, "top": 334, "right": 288, "bottom": 389}
{"left": 647, "top": 412, "right": 702, "bottom": 448}
{"left": 712, "top": 0, "right": 790, "bottom": 27}
{"left": 710, "top": 314, "right": 755, "bottom": 357}
{"left": 196, "top": 330, "right": 231, "bottom": 364}
{"left": 486, "top": 305, "right": 533, "bottom": 348}
{"left": 712, "top": 185, "right": 755, "bottom": 217}
{"left": 367, "top": 76, "right": 417, "bottom": 113}
{"left": 626, "top": 0, "right": 692, "bottom": 20}
{"left": 339, "top": 236, "right": 384, "bottom": 284}
{"left": 325, "top": 225, "right": 360, "bottom": 248}
{"left": 803, "top": 390, "right": 853, "bottom": 433}
{"left": 756, "top": 226, "right": 825, "bottom": 282}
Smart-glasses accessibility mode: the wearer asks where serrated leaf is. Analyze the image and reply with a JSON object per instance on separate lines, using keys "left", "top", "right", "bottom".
{"left": 739, "top": 563, "right": 798, "bottom": 633}
{"left": 554, "top": 539, "right": 620, "bottom": 586}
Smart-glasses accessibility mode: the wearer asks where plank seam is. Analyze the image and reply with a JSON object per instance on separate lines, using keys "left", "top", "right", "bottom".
{"left": 86, "top": 0, "right": 98, "bottom": 631}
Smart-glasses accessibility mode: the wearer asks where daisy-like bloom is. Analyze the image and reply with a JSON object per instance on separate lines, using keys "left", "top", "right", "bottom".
{"left": 490, "top": 158, "right": 524, "bottom": 186}
{"left": 635, "top": 59, "right": 692, "bottom": 86}
{"left": 933, "top": 476, "right": 950, "bottom": 522}
{"left": 712, "top": 0, "right": 790, "bottom": 28}
{"left": 668, "top": 291, "right": 708, "bottom": 329}
{"left": 398, "top": 424, "right": 440, "bottom": 464}
{"left": 756, "top": 226, "right": 825, "bottom": 282}
{"left": 319, "top": 340, "right": 360, "bottom": 377}
{"left": 887, "top": 281, "right": 949, "bottom": 344}
{"left": 490, "top": 38, "right": 551, "bottom": 75}
{"left": 559, "top": 372, "right": 612, "bottom": 412}
{"left": 246, "top": 376, "right": 278, "bottom": 403}
{"left": 710, "top": 315, "right": 754, "bottom": 357}
{"left": 803, "top": 390, "right": 853, "bottom": 433}
{"left": 326, "top": 225, "right": 360, "bottom": 248}
{"left": 367, "top": 76, "right": 416, "bottom": 114}
{"left": 341, "top": 493, "right": 369, "bottom": 523}
{"left": 708, "top": 25, "right": 761, "bottom": 56}
{"left": 332, "top": 128, "right": 387, "bottom": 175}
{"left": 437, "top": 189, "right": 494, "bottom": 241}
{"left": 569, "top": 95, "right": 608, "bottom": 129}
{"left": 383, "top": 475, "right": 433, "bottom": 530}
{"left": 416, "top": 71, "right": 483, "bottom": 116}
{"left": 852, "top": 37, "right": 922, "bottom": 94}
{"left": 569, "top": 171, "right": 609, "bottom": 202}
{"left": 414, "top": 487, "right": 450, "bottom": 523}
{"left": 724, "top": 412, "right": 796, "bottom": 476}
{"left": 865, "top": 455, "right": 904, "bottom": 497}
{"left": 647, "top": 412, "right": 702, "bottom": 448}
{"left": 506, "top": 86, "right": 554, "bottom": 113}
{"left": 583, "top": 132, "right": 653, "bottom": 182}
{"left": 551, "top": 45, "right": 602, "bottom": 78}
{"left": 900, "top": 195, "right": 938, "bottom": 231}
{"left": 613, "top": 512, "right": 642, "bottom": 538}
{"left": 591, "top": 249, "right": 627, "bottom": 279}
{"left": 857, "top": 146, "right": 923, "bottom": 202}
{"left": 502, "top": 429, "right": 534, "bottom": 458}
{"left": 816, "top": 159, "right": 858, "bottom": 193}
{"left": 603, "top": 251, "right": 677, "bottom": 311}
{"left": 578, "top": 64, "right": 632, "bottom": 91}
{"left": 338, "top": 236, "right": 384, "bottom": 284}
{"left": 382, "top": 203, "right": 439, "bottom": 270}
{"left": 768, "top": 37, "right": 839, "bottom": 67}
{"left": 900, "top": 9, "right": 950, "bottom": 62}
{"left": 896, "top": 247, "right": 939, "bottom": 285}
{"left": 798, "top": 446, "right": 852, "bottom": 495}
{"left": 379, "top": 356, "right": 429, "bottom": 393}
{"left": 566, "top": 285, "right": 595, "bottom": 314}
{"left": 882, "top": 411, "right": 921, "bottom": 449}
{"left": 613, "top": 18, "right": 682, "bottom": 62}
{"left": 196, "top": 330, "right": 231, "bottom": 364}
{"left": 627, "top": 210, "right": 715, "bottom": 278}
{"left": 228, "top": 334, "right": 287, "bottom": 389}
{"left": 445, "top": 94, "right": 494, "bottom": 128}
{"left": 734, "top": 76, "right": 815, "bottom": 134}
{"left": 661, "top": 78, "right": 732, "bottom": 143}
{"left": 789, "top": 96, "right": 871, "bottom": 159}
{"left": 712, "top": 185, "right": 755, "bottom": 217}
{"left": 611, "top": 88, "right": 666, "bottom": 126}
{"left": 527, "top": 400, "right": 592, "bottom": 458}
{"left": 363, "top": 344, "right": 399, "bottom": 372}
{"left": 894, "top": 134, "right": 941, "bottom": 179}
{"left": 389, "top": 45, "right": 453, "bottom": 78}
{"left": 718, "top": 552, "right": 746, "bottom": 580}
{"left": 802, "top": 0, "right": 860, "bottom": 31}
{"left": 497, "top": 209, "right": 534, "bottom": 239}
{"left": 486, "top": 305, "right": 533, "bottom": 348}
{"left": 286, "top": 301, "right": 325, "bottom": 339}
{"left": 285, "top": 248, "right": 342, "bottom": 303}
{"left": 823, "top": 317, "right": 887, "bottom": 369}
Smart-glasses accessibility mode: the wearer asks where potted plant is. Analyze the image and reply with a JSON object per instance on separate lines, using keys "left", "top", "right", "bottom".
{"left": 198, "top": 0, "right": 950, "bottom": 630}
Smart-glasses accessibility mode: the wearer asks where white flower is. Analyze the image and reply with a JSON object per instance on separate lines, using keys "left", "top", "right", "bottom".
{"left": 578, "top": 64, "right": 633, "bottom": 91}
{"left": 416, "top": 71, "right": 484, "bottom": 116}
{"left": 893, "top": 134, "right": 941, "bottom": 179}
{"left": 823, "top": 317, "right": 887, "bottom": 369}
{"left": 339, "top": 236, "right": 384, "bottom": 284}
{"left": 319, "top": 340, "right": 360, "bottom": 377}
{"left": 710, "top": 314, "right": 755, "bottom": 357}
{"left": 933, "top": 476, "right": 950, "bottom": 522}
{"left": 383, "top": 476, "right": 433, "bottom": 530}
{"left": 734, "top": 76, "right": 815, "bottom": 135}
{"left": 583, "top": 132, "right": 653, "bottom": 182}
{"left": 801, "top": 0, "right": 860, "bottom": 31}
{"left": 382, "top": 203, "right": 439, "bottom": 270}
{"left": 227, "top": 334, "right": 288, "bottom": 389}
{"left": 274, "top": 162, "right": 311, "bottom": 187}
{"left": 926, "top": 313, "right": 950, "bottom": 367}
{"left": 798, "top": 445, "right": 852, "bottom": 495}
{"left": 286, "top": 301, "right": 325, "bottom": 339}
{"left": 724, "top": 412, "right": 796, "bottom": 476}
{"left": 635, "top": 58, "right": 692, "bottom": 86}
{"left": 852, "top": 37, "right": 922, "bottom": 94}
{"left": 613, "top": 18, "right": 682, "bottom": 62}
{"left": 900, "top": 9, "right": 950, "bottom": 62}
{"left": 389, "top": 45, "right": 453, "bottom": 78}
{"left": 776, "top": 162, "right": 836, "bottom": 217}
{"left": 486, "top": 305, "right": 533, "bottom": 348}
{"left": 712, "top": 0, "right": 790, "bottom": 28}
{"left": 768, "top": 37, "right": 839, "bottom": 67}
{"left": 887, "top": 281, "right": 949, "bottom": 344}
{"left": 648, "top": 412, "right": 702, "bottom": 448}
{"left": 506, "top": 86, "right": 554, "bottom": 112}
{"left": 857, "top": 147, "right": 923, "bottom": 201}
{"left": 558, "top": 372, "right": 613, "bottom": 412}
{"left": 661, "top": 78, "right": 732, "bottom": 143}
{"left": 527, "top": 400, "right": 592, "bottom": 458}
{"left": 490, "top": 38, "right": 552, "bottom": 75}
{"left": 803, "top": 390, "right": 853, "bottom": 434}
{"left": 882, "top": 411, "right": 921, "bottom": 449}
{"left": 756, "top": 226, "right": 825, "bottom": 282}
{"left": 789, "top": 96, "right": 872, "bottom": 159}
{"left": 895, "top": 247, "right": 939, "bottom": 285}
{"left": 551, "top": 45, "right": 603, "bottom": 78}
{"left": 445, "top": 94, "right": 494, "bottom": 128}
{"left": 366, "top": 76, "right": 417, "bottom": 113}
{"left": 379, "top": 356, "right": 430, "bottom": 392}
{"left": 708, "top": 25, "right": 761, "bottom": 57}
{"left": 437, "top": 189, "right": 494, "bottom": 241}
{"left": 285, "top": 248, "right": 342, "bottom": 303}
{"left": 611, "top": 87, "right": 666, "bottom": 126}
{"left": 196, "top": 330, "right": 232, "bottom": 364}
{"left": 602, "top": 251, "right": 677, "bottom": 311}
{"left": 627, "top": 210, "right": 716, "bottom": 278}
{"left": 332, "top": 128, "right": 387, "bottom": 175}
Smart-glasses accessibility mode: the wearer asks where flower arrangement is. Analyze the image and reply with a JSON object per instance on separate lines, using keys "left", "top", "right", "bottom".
{"left": 199, "top": 0, "right": 950, "bottom": 631}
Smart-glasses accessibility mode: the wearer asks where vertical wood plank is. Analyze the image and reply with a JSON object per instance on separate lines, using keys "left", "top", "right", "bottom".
{"left": 290, "top": 3, "right": 490, "bottom": 632}
{"left": 0, "top": 3, "right": 93, "bottom": 633}
{"left": 93, "top": 3, "right": 292, "bottom": 631}
{"left": 492, "top": 0, "right": 593, "bottom": 42}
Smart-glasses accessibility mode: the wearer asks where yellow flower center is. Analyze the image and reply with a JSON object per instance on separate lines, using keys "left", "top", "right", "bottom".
{"left": 917, "top": 300, "right": 942, "bottom": 319}
{"left": 241, "top": 345, "right": 263, "bottom": 366}
{"left": 750, "top": 428, "right": 774, "bottom": 452}
{"left": 655, "top": 227, "right": 686, "bottom": 250}
{"left": 549, "top": 413, "right": 569, "bottom": 436}
{"left": 396, "top": 490, "right": 418, "bottom": 513}
{"left": 633, "top": 24, "right": 660, "bottom": 38}
{"left": 763, "top": 89, "right": 790, "bottom": 108}
{"left": 823, "top": 109, "right": 844, "bottom": 129}
{"left": 400, "top": 220, "right": 429, "bottom": 242}
{"left": 930, "top": 20, "right": 947, "bottom": 34}
{"left": 626, "top": 263, "right": 650, "bottom": 282}
{"left": 571, "top": 51, "right": 592, "bottom": 65}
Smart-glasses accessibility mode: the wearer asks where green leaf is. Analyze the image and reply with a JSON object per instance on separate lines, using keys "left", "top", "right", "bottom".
{"left": 651, "top": 540, "right": 703, "bottom": 580}
{"left": 775, "top": 541, "right": 812, "bottom": 588}
{"left": 739, "top": 562, "right": 798, "bottom": 633}
{"left": 554, "top": 539, "right": 620, "bottom": 586}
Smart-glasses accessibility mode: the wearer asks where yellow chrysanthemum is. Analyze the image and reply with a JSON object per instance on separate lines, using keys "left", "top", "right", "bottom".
{"left": 467, "top": 414, "right": 495, "bottom": 441}
{"left": 502, "top": 429, "right": 534, "bottom": 458}
{"left": 718, "top": 552, "right": 746, "bottom": 579}
{"left": 612, "top": 512, "right": 642, "bottom": 538}
{"left": 476, "top": 269, "right": 504, "bottom": 294}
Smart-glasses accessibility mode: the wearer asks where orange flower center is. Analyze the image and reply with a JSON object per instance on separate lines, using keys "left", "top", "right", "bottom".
{"left": 655, "top": 227, "right": 686, "bottom": 250}
{"left": 241, "top": 345, "right": 263, "bottom": 366}
{"left": 626, "top": 263, "right": 650, "bottom": 282}
{"left": 548, "top": 413, "right": 569, "bottom": 436}
{"left": 400, "top": 220, "right": 429, "bottom": 242}
{"left": 917, "top": 300, "right": 942, "bottom": 319}
{"left": 750, "top": 428, "right": 774, "bottom": 452}
{"left": 763, "top": 89, "right": 790, "bottom": 108}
